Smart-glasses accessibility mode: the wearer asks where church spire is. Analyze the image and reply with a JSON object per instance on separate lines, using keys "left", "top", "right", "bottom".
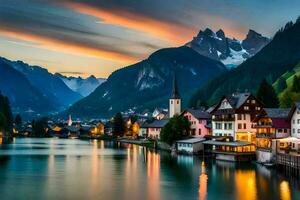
{"left": 171, "top": 73, "right": 180, "bottom": 99}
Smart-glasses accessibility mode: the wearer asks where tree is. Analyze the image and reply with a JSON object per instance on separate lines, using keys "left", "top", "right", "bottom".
{"left": 112, "top": 112, "right": 126, "bottom": 137}
{"left": 292, "top": 75, "right": 300, "bottom": 92}
{"left": 160, "top": 115, "right": 190, "bottom": 145}
{"left": 15, "top": 114, "right": 22, "bottom": 128}
{"left": 0, "top": 94, "right": 13, "bottom": 133}
{"left": 32, "top": 117, "right": 48, "bottom": 137}
{"left": 0, "top": 113, "right": 7, "bottom": 134}
{"left": 256, "top": 79, "right": 279, "bottom": 108}
{"left": 277, "top": 77, "right": 287, "bottom": 92}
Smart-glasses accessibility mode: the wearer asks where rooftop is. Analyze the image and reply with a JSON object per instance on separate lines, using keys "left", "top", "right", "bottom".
{"left": 203, "top": 140, "right": 254, "bottom": 147}
{"left": 176, "top": 137, "right": 206, "bottom": 144}
{"left": 264, "top": 108, "right": 290, "bottom": 118}
{"left": 143, "top": 119, "right": 169, "bottom": 128}
{"left": 185, "top": 108, "right": 211, "bottom": 119}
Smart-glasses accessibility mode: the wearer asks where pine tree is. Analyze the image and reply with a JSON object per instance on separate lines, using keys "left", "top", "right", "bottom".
{"left": 15, "top": 114, "right": 22, "bottom": 128}
{"left": 292, "top": 75, "right": 300, "bottom": 92}
{"left": 256, "top": 79, "right": 279, "bottom": 108}
{"left": 112, "top": 112, "right": 126, "bottom": 137}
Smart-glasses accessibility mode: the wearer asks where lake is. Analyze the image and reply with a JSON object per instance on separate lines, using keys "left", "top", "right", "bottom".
{"left": 0, "top": 138, "right": 299, "bottom": 200}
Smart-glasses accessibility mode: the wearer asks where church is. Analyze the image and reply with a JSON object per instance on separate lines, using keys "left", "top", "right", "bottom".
{"left": 144, "top": 75, "right": 182, "bottom": 139}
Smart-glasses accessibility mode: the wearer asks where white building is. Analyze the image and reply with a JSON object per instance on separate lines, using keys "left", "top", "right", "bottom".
{"left": 290, "top": 102, "right": 300, "bottom": 139}
{"left": 176, "top": 138, "right": 205, "bottom": 154}
{"left": 211, "top": 93, "right": 263, "bottom": 143}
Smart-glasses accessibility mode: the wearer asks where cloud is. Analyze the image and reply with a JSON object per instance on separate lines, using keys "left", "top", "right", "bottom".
{"left": 0, "top": 1, "right": 164, "bottom": 63}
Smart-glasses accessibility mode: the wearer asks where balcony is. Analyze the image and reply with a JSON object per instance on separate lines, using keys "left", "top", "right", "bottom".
{"left": 213, "top": 115, "right": 235, "bottom": 121}
{"left": 256, "top": 132, "right": 275, "bottom": 138}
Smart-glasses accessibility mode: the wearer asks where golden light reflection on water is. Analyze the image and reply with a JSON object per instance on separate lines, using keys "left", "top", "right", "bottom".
{"left": 90, "top": 139, "right": 100, "bottom": 195}
{"left": 199, "top": 161, "right": 208, "bottom": 200}
{"left": 280, "top": 181, "right": 291, "bottom": 200}
{"left": 235, "top": 170, "right": 257, "bottom": 200}
{"left": 147, "top": 150, "right": 160, "bottom": 200}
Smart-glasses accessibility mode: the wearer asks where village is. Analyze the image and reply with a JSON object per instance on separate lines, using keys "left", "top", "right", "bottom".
{"left": 10, "top": 75, "right": 300, "bottom": 176}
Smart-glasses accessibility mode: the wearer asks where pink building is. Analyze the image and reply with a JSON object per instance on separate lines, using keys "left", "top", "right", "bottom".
{"left": 182, "top": 109, "right": 211, "bottom": 138}
{"left": 144, "top": 119, "right": 169, "bottom": 139}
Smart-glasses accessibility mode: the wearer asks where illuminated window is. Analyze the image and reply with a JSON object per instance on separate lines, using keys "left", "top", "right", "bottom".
{"left": 244, "top": 106, "right": 249, "bottom": 110}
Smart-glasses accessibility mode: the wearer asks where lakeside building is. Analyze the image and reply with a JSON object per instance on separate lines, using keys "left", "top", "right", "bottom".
{"left": 210, "top": 93, "right": 263, "bottom": 143}
{"left": 254, "top": 108, "right": 291, "bottom": 163}
{"left": 176, "top": 138, "right": 206, "bottom": 154}
{"left": 181, "top": 109, "right": 211, "bottom": 137}
{"left": 277, "top": 102, "right": 300, "bottom": 154}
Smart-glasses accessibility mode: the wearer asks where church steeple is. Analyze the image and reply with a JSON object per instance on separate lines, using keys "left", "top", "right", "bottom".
{"left": 169, "top": 73, "right": 181, "bottom": 118}
{"left": 171, "top": 73, "right": 180, "bottom": 99}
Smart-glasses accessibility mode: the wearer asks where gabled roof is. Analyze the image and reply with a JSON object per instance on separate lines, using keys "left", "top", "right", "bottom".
{"left": 226, "top": 93, "right": 251, "bottom": 109}
{"left": 183, "top": 109, "right": 211, "bottom": 119}
{"left": 143, "top": 119, "right": 169, "bottom": 128}
{"left": 211, "top": 93, "right": 262, "bottom": 114}
{"left": 288, "top": 102, "right": 300, "bottom": 120}
{"left": 264, "top": 108, "right": 290, "bottom": 118}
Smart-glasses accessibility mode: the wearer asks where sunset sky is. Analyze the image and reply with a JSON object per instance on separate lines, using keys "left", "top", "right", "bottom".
{"left": 0, "top": 0, "right": 299, "bottom": 78}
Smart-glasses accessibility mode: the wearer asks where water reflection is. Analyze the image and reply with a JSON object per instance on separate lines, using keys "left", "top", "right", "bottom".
{"left": 199, "top": 161, "right": 208, "bottom": 200}
{"left": 0, "top": 138, "right": 298, "bottom": 200}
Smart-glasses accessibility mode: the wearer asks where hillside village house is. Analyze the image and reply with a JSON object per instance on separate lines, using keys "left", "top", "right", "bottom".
{"left": 182, "top": 109, "right": 211, "bottom": 137}
{"left": 144, "top": 119, "right": 169, "bottom": 139}
{"left": 211, "top": 93, "right": 263, "bottom": 143}
{"left": 254, "top": 108, "right": 291, "bottom": 163}
{"left": 278, "top": 102, "right": 300, "bottom": 154}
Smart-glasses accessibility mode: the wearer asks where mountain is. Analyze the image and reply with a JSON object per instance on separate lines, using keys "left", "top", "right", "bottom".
{"left": 0, "top": 59, "right": 55, "bottom": 115}
{"left": 190, "top": 18, "right": 300, "bottom": 107}
{"left": 55, "top": 74, "right": 106, "bottom": 97}
{"left": 1, "top": 58, "right": 82, "bottom": 109}
{"left": 66, "top": 46, "right": 227, "bottom": 118}
{"left": 186, "top": 28, "right": 270, "bottom": 67}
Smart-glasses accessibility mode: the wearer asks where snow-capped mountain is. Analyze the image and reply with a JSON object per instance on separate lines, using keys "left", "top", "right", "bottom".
{"left": 186, "top": 28, "right": 270, "bottom": 68}
{"left": 56, "top": 74, "right": 106, "bottom": 97}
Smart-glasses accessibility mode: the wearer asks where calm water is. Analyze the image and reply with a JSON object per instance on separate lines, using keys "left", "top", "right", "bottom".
{"left": 0, "top": 138, "right": 299, "bottom": 200}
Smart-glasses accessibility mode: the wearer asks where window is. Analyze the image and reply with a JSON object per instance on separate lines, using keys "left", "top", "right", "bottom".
{"left": 177, "top": 100, "right": 179, "bottom": 104}
{"left": 244, "top": 123, "right": 246, "bottom": 129}
{"left": 215, "top": 123, "right": 222, "bottom": 129}
{"left": 238, "top": 123, "right": 242, "bottom": 129}
{"left": 298, "top": 129, "right": 300, "bottom": 133}
{"left": 278, "top": 129, "right": 282, "bottom": 133}
{"left": 293, "top": 119, "right": 295, "bottom": 124}
{"left": 224, "top": 123, "right": 227, "bottom": 130}
{"left": 228, "top": 123, "right": 232, "bottom": 130}
{"left": 199, "top": 120, "right": 202, "bottom": 124}
{"left": 244, "top": 106, "right": 249, "bottom": 110}
{"left": 199, "top": 129, "right": 201, "bottom": 135}
{"left": 251, "top": 100, "right": 256, "bottom": 104}
{"left": 298, "top": 119, "right": 300, "bottom": 124}
{"left": 171, "top": 100, "right": 173, "bottom": 104}
{"left": 293, "top": 143, "right": 295, "bottom": 148}
{"left": 293, "top": 129, "right": 295, "bottom": 134}
{"left": 243, "top": 114, "right": 246, "bottom": 120}
{"left": 237, "top": 114, "right": 242, "bottom": 120}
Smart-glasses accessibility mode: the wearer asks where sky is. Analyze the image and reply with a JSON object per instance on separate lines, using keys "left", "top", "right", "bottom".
{"left": 0, "top": 0, "right": 299, "bottom": 78}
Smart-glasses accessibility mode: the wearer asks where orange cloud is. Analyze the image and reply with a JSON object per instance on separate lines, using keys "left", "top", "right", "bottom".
{"left": 66, "top": 2, "right": 194, "bottom": 45}
{"left": 0, "top": 30, "right": 137, "bottom": 64}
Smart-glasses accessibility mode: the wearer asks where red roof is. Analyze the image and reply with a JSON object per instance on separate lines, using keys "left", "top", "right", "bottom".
{"left": 272, "top": 118, "right": 290, "bottom": 129}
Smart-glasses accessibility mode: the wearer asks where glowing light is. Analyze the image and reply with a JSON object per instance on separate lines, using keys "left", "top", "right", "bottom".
{"left": 280, "top": 181, "right": 291, "bottom": 200}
